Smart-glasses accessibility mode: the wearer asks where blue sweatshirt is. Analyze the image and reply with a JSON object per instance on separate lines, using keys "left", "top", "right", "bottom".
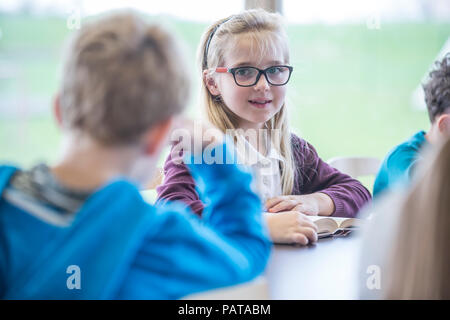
{"left": 0, "top": 142, "right": 271, "bottom": 299}
{"left": 373, "top": 131, "right": 428, "bottom": 197}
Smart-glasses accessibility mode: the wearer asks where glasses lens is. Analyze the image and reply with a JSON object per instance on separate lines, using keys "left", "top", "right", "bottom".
{"left": 234, "top": 67, "right": 259, "bottom": 86}
{"left": 266, "top": 66, "right": 291, "bottom": 85}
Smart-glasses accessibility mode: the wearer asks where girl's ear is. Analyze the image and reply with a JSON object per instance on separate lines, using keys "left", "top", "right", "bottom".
{"left": 203, "top": 70, "right": 221, "bottom": 96}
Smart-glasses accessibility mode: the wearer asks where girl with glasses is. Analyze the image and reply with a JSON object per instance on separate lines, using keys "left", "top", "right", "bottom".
{"left": 157, "top": 9, "right": 371, "bottom": 245}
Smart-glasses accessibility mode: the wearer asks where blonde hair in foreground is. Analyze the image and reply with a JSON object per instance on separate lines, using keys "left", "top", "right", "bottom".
{"left": 198, "top": 9, "right": 295, "bottom": 195}
{"left": 384, "top": 137, "right": 450, "bottom": 299}
{"left": 59, "top": 12, "right": 190, "bottom": 146}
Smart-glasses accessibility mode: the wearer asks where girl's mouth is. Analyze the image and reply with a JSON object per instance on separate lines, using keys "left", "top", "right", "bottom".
{"left": 248, "top": 99, "right": 272, "bottom": 108}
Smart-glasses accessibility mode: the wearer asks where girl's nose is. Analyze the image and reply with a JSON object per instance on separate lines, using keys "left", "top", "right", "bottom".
{"left": 254, "top": 74, "right": 270, "bottom": 91}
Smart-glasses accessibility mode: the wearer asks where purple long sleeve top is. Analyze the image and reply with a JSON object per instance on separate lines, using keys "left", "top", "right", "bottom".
{"left": 156, "top": 134, "right": 372, "bottom": 218}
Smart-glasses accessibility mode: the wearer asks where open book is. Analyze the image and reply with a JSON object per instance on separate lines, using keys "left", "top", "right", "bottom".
{"left": 309, "top": 216, "right": 362, "bottom": 239}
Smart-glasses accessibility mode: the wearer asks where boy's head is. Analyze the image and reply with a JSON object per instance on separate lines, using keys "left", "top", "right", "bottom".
{"left": 423, "top": 53, "right": 450, "bottom": 138}
{"left": 57, "top": 12, "right": 190, "bottom": 146}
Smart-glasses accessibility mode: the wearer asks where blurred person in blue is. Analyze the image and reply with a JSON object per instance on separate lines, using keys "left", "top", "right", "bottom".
{"left": 373, "top": 53, "right": 450, "bottom": 197}
{"left": 0, "top": 12, "right": 271, "bottom": 299}
{"left": 359, "top": 135, "right": 450, "bottom": 299}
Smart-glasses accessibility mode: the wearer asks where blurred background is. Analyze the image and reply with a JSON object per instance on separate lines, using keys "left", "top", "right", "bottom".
{"left": 0, "top": 0, "right": 449, "bottom": 190}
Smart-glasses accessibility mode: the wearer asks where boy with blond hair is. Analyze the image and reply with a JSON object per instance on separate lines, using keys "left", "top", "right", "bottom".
{"left": 0, "top": 12, "right": 271, "bottom": 299}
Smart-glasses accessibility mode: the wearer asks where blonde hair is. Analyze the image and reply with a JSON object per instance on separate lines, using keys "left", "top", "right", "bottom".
{"left": 59, "top": 12, "right": 190, "bottom": 146}
{"left": 198, "top": 9, "right": 295, "bottom": 194}
{"left": 383, "top": 137, "right": 450, "bottom": 299}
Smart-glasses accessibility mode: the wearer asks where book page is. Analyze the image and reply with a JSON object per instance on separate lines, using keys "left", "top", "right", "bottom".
{"left": 308, "top": 216, "right": 362, "bottom": 238}
{"left": 308, "top": 217, "right": 339, "bottom": 234}
{"left": 334, "top": 217, "right": 362, "bottom": 229}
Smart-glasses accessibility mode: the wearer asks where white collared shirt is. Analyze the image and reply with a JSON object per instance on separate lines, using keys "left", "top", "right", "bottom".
{"left": 234, "top": 135, "right": 284, "bottom": 204}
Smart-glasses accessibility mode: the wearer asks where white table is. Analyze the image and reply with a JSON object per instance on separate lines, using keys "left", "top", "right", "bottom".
{"left": 265, "top": 233, "right": 363, "bottom": 299}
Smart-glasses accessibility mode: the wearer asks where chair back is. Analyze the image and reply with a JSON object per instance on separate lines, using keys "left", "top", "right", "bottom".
{"left": 327, "top": 157, "right": 381, "bottom": 178}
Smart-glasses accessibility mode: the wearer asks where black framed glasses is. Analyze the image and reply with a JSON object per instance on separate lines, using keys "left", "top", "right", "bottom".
{"left": 215, "top": 65, "right": 293, "bottom": 87}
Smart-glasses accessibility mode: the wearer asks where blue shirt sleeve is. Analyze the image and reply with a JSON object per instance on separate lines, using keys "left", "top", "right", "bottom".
{"left": 373, "top": 146, "right": 418, "bottom": 197}
{"left": 388, "top": 147, "right": 417, "bottom": 177}
{"left": 116, "top": 141, "right": 272, "bottom": 299}
{"left": 373, "top": 131, "right": 427, "bottom": 197}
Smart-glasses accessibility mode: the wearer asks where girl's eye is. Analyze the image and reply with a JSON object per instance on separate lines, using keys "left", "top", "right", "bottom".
{"left": 267, "top": 67, "right": 282, "bottom": 74}
{"left": 236, "top": 68, "right": 254, "bottom": 77}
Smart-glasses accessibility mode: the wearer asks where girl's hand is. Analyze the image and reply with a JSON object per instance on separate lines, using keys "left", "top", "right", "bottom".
{"left": 264, "top": 211, "right": 318, "bottom": 245}
{"left": 168, "top": 117, "right": 224, "bottom": 165}
{"left": 265, "top": 193, "right": 335, "bottom": 216}
{"left": 170, "top": 117, "right": 224, "bottom": 150}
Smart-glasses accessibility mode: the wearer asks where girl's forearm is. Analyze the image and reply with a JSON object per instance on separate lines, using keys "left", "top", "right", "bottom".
{"left": 315, "top": 192, "right": 335, "bottom": 216}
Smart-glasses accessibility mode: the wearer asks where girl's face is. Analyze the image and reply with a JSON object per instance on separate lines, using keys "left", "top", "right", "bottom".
{"left": 208, "top": 34, "right": 288, "bottom": 130}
